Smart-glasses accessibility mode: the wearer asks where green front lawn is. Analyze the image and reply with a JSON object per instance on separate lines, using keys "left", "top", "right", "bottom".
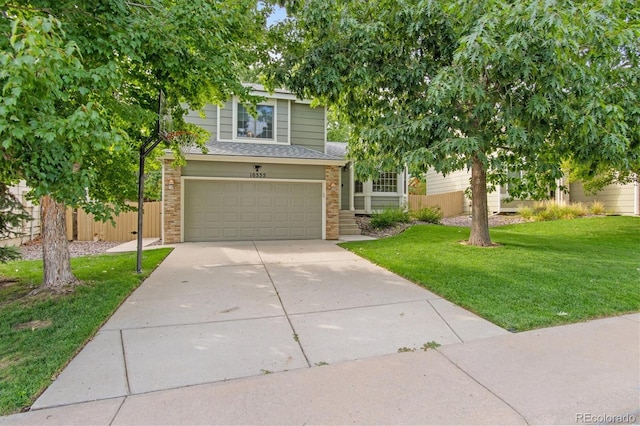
{"left": 340, "top": 216, "right": 640, "bottom": 332}
{"left": 0, "top": 249, "right": 172, "bottom": 415}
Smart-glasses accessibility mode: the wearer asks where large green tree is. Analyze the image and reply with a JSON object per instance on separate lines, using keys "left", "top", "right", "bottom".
{"left": 1, "top": 1, "right": 268, "bottom": 288}
{"left": 267, "top": 0, "right": 639, "bottom": 246}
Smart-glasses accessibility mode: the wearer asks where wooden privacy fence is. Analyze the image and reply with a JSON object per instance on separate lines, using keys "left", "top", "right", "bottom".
{"left": 408, "top": 191, "right": 464, "bottom": 217}
{"left": 65, "top": 202, "right": 161, "bottom": 242}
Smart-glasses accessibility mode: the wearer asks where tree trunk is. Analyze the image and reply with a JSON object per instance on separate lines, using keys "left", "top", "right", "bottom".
{"left": 468, "top": 154, "right": 492, "bottom": 246}
{"left": 41, "top": 195, "right": 77, "bottom": 288}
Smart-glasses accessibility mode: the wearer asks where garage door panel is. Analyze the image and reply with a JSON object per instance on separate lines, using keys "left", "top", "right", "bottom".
{"left": 290, "top": 212, "right": 307, "bottom": 222}
{"left": 204, "top": 229, "right": 222, "bottom": 239}
{"left": 239, "top": 227, "right": 256, "bottom": 238}
{"left": 273, "top": 227, "right": 290, "bottom": 238}
{"left": 240, "top": 198, "right": 257, "bottom": 208}
{"left": 289, "top": 227, "right": 307, "bottom": 237}
{"left": 222, "top": 228, "right": 239, "bottom": 238}
{"left": 239, "top": 182, "right": 257, "bottom": 191}
{"left": 204, "top": 212, "right": 222, "bottom": 222}
{"left": 258, "top": 212, "right": 274, "bottom": 222}
{"left": 257, "top": 228, "right": 274, "bottom": 238}
{"left": 184, "top": 180, "right": 322, "bottom": 241}
{"left": 256, "top": 196, "right": 271, "bottom": 207}
{"left": 239, "top": 212, "right": 257, "bottom": 222}
{"left": 306, "top": 212, "right": 321, "bottom": 222}
{"left": 222, "top": 212, "right": 239, "bottom": 222}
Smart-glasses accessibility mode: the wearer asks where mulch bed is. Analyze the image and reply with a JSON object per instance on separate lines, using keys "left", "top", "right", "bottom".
{"left": 18, "top": 237, "right": 122, "bottom": 261}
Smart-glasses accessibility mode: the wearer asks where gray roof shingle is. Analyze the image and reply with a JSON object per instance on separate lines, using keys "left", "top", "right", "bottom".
{"left": 183, "top": 141, "right": 344, "bottom": 162}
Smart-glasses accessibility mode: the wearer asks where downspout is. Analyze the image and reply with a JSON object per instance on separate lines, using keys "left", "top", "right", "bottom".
{"left": 338, "top": 165, "right": 342, "bottom": 210}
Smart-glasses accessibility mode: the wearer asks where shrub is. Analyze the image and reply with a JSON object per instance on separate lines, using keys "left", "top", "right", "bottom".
{"left": 562, "top": 202, "right": 588, "bottom": 219}
{"left": 412, "top": 206, "right": 443, "bottom": 224}
{"left": 518, "top": 201, "right": 587, "bottom": 222}
{"left": 589, "top": 201, "right": 606, "bottom": 215}
{"left": 518, "top": 206, "right": 535, "bottom": 221}
{"left": 370, "top": 207, "right": 411, "bottom": 229}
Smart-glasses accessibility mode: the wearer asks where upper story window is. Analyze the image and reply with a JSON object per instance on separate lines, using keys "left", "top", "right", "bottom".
{"left": 237, "top": 104, "right": 274, "bottom": 140}
{"left": 373, "top": 172, "right": 398, "bottom": 193}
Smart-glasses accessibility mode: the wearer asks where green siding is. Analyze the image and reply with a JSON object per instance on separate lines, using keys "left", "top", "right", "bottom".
{"left": 340, "top": 166, "right": 350, "bottom": 209}
{"left": 219, "top": 100, "right": 233, "bottom": 140}
{"left": 277, "top": 99, "right": 289, "bottom": 144}
{"left": 183, "top": 161, "right": 325, "bottom": 180}
{"left": 354, "top": 196, "right": 365, "bottom": 210}
{"left": 183, "top": 104, "right": 217, "bottom": 139}
{"left": 290, "top": 103, "right": 325, "bottom": 152}
{"left": 371, "top": 196, "right": 401, "bottom": 210}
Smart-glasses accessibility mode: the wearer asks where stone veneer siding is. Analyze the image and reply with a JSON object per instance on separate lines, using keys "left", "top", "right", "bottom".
{"left": 163, "top": 160, "right": 182, "bottom": 244}
{"left": 325, "top": 165, "right": 340, "bottom": 240}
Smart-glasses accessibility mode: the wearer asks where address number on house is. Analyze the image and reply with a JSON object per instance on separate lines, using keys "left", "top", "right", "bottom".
{"left": 250, "top": 172, "right": 267, "bottom": 178}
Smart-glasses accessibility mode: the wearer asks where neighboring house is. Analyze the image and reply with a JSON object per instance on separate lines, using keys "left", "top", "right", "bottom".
{"left": 568, "top": 180, "right": 639, "bottom": 215}
{"left": 326, "top": 142, "right": 408, "bottom": 214}
{"left": 162, "top": 85, "right": 352, "bottom": 243}
{"left": 0, "top": 181, "right": 41, "bottom": 248}
{"left": 426, "top": 169, "right": 640, "bottom": 215}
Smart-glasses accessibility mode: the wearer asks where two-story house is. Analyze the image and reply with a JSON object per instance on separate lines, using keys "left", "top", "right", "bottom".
{"left": 161, "top": 85, "right": 408, "bottom": 243}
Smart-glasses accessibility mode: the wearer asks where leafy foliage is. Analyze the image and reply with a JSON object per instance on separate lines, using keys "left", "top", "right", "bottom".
{"left": 1, "top": 1, "right": 268, "bottom": 216}
{"left": 370, "top": 207, "right": 411, "bottom": 229}
{"left": 0, "top": 184, "right": 31, "bottom": 263}
{"left": 412, "top": 206, "right": 443, "bottom": 224}
{"left": 566, "top": 160, "right": 639, "bottom": 195}
{"left": 326, "top": 106, "right": 351, "bottom": 142}
{"left": 266, "top": 0, "right": 639, "bottom": 245}
{"left": 1, "top": 1, "right": 268, "bottom": 284}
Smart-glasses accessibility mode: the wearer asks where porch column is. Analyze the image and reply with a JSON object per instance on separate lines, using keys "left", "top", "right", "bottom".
{"left": 162, "top": 159, "right": 182, "bottom": 244}
{"left": 325, "top": 165, "right": 340, "bottom": 239}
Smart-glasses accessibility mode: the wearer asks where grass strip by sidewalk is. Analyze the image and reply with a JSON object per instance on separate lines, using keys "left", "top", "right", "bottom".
{"left": 340, "top": 216, "right": 640, "bottom": 332}
{"left": 0, "top": 248, "right": 172, "bottom": 416}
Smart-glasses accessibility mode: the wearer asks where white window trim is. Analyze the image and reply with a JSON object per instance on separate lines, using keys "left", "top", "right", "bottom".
{"left": 354, "top": 175, "right": 403, "bottom": 196}
{"left": 372, "top": 172, "right": 401, "bottom": 195}
{"left": 231, "top": 98, "right": 281, "bottom": 144}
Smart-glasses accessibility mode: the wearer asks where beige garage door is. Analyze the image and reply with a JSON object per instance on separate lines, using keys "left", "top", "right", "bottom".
{"left": 184, "top": 180, "right": 323, "bottom": 241}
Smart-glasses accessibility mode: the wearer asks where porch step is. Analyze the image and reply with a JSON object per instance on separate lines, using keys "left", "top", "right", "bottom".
{"left": 339, "top": 210, "right": 361, "bottom": 235}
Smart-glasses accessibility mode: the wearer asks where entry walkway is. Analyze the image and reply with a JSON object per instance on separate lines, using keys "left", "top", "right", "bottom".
{"left": 1, "top": 241, "right": 638, "bottom": 425}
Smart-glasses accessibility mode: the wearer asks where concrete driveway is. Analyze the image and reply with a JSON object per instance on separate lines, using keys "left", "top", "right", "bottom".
{"left": 31, "top": 240, "right": 507, "bottom": 409}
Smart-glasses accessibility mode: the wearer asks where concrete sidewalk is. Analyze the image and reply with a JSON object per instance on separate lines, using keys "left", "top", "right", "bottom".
{"left": 1, "top": 241, "right": 638, "bottom": 425}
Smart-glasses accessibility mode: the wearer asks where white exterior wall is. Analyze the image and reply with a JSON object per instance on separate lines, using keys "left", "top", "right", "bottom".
{"left": 569, "top": 181, "right": 638, "bottom": 215}
{"left": 426, "top": 169, "right": 470, "bottom": 195}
